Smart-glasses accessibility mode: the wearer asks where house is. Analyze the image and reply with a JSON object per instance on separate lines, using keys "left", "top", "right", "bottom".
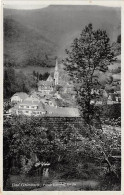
{"left": 107, "top": 93, "right": 119, "bottom": 104}
{"left": 11, "top": 92, "right": 28, "bottom": 103}
{"left": 47, "top": 75, "right": 54, "bottom": 82}
{"left": 108, "top": 93, "right": 116, "bottom": 101}
{"left": 25, "top": 96, "right": 40, "bottom": 103}
{"left": 95, "top": 100, "right": 103, "bottom": 105}
{"left": 90, "top": 99, "right": 96, "bottom": 105}
{"left": 40, "top": 98, "right": 49, "bottom": 105}
{"left": 8, "top": 97, "right": 46, "bottom": 116}
{"left": 40, "top": 98, "right": 57, "bottom": 107}
{"left": 48, "top": 99, "right": 57, "bottom": 107}
{"left": 30, "top": 91, "right": 41, "bottom": 100}
{"left": 54, "top": 92, "right": 62, "bottom": 99}
{"left": 38, "top": 81, "right": 54, "bottom": 95}
{"left": 112, "top": 74, "right": 121, "bottom": 83}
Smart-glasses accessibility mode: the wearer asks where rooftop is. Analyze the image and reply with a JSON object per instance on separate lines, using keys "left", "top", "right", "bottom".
{"left": 12, "top": 92, "right": 28, "bottom": 99}
{"left": 45, "top": 106, "right": 80, "bottom": 117}
{"left": 38, "top": 80, "right": 54, "bottom": 87}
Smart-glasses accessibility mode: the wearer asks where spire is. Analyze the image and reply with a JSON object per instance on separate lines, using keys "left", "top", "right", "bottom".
{"left": 54, "top": 57, "right": 59, "bottom": 85}
{"left": 55, "top": 58, "right": 58, "bottom": 71}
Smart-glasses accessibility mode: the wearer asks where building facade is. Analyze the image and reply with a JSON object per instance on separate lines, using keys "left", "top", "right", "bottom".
{"left": 8, "top": 97, "right": 46, "bottom": 116}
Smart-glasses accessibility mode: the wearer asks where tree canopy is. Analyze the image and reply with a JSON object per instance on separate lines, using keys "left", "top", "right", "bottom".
{"left": 64, "top": 23, "right": 115, "bottom": 124}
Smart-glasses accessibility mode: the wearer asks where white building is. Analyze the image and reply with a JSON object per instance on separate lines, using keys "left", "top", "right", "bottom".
{"left": 11, "top": 92, "right": 28, "bottom": 103}
{"left": 8, "top": 97, "right": 46, "bottom": 116}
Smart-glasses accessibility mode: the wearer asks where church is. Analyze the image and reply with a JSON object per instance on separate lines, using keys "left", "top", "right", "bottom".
{"left": 37, "top": 59, "right": 59, "bottom": 95}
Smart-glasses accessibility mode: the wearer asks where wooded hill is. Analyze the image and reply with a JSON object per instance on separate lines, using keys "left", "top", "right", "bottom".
{"left": 4, "top": 5, "right": 121, "bottom": 68}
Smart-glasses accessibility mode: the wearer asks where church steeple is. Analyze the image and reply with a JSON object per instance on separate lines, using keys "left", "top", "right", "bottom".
{"left": 54, "top": 58, "right": 59, "bottom": 85}
{"left": 55, "top": 58, "right": 58, "bottom": 71}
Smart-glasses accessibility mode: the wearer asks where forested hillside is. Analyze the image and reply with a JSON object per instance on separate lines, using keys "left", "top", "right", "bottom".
{"left": 4, "top": 17, "right": 56, "bottom": 68}
{"left": 4, "top": 5, "right": 121, "bottom": 68}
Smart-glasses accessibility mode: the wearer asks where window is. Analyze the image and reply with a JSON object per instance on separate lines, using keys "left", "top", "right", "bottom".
{"left": 25, "top": 111, "right": 29, "bottom": 113}
{"left": 20, "top": 105, "right": 24, "bottom": 108}
{"left": 26, "top": 106, "right": 29, "bottom": 108}
{"left": 32, "top": 111, "right": 37, "bottom": 115}
{"left": 32, "top": 106, "right": 38, "bottom": 109}
{"left": 18, "top": 111, "right": 23, "bottom": 114}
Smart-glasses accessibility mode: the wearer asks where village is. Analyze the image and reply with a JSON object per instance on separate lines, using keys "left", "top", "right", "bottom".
{"left": 5, "top": 59, "right": 79, "bottom": 117}
{"left": 4, "top": 54, "right": 121, "bottom": 118}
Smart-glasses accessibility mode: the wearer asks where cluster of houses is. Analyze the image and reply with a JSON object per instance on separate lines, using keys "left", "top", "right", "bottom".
{"left": 7, "top": 60, "right": 79, "bottom": 117}
{"left": 7, "top": 92, "right": 79, "bottom": 117}
{"left": 90, "top": 90, "right": 121, "bottom": 105}
{"left": 6, "top": 57, "right": 121, "bottom": 117}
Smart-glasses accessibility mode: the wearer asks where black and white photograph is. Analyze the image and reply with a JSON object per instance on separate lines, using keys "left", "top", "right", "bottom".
{"left": 3, "top": 1, "right": 121, "bottom": 191}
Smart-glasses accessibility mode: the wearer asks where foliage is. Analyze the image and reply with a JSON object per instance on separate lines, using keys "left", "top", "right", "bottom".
{"left": 33, "top": 71, "right": 50, "bottom": 81}
{"left": 3, "top": 116, "right": 121, "bottom": 190}
{"left": 63, "top": 23, "right": 121, "bottom": 183}
{"left": 3, "top": 116, "right": 84, "bottom": 189}
{"left": 111, "top": 42, "right": 121, "bottom": 57}
{"left": 64, "top": 23, "right": 115, "bottom": 125}
{"left": 102, "top": 104, "right": 121, "bottom": 121}
{"left": 111, "top": 67, "right": 121, "bottom": 74}
{"left": 4, "top": 67, "right": 37, "bottom": 99}
{"left": 117, "top": 34, "right": 121, "bottom": 44}
{"left": 3, "top": 99, "right": 16, "bottom": 114}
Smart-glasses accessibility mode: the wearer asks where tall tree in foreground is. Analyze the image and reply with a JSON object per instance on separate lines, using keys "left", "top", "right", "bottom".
{"left": 64, "top": 23, "right": 115, "bottom": 126}
{"left": 64, "top": 24, "right": 121, "bottom": 180}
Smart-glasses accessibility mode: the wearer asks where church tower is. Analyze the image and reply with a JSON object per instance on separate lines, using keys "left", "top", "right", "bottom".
{"left": 54, "top": 58, "right": 59, "bottom": 85}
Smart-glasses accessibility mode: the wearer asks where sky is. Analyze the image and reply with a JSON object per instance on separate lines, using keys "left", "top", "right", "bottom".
{"left": 3, "top": 1, "right": 121, "bottom": 10}
{"left": 4, "top": 4, "right": 49, "bottom": 10}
